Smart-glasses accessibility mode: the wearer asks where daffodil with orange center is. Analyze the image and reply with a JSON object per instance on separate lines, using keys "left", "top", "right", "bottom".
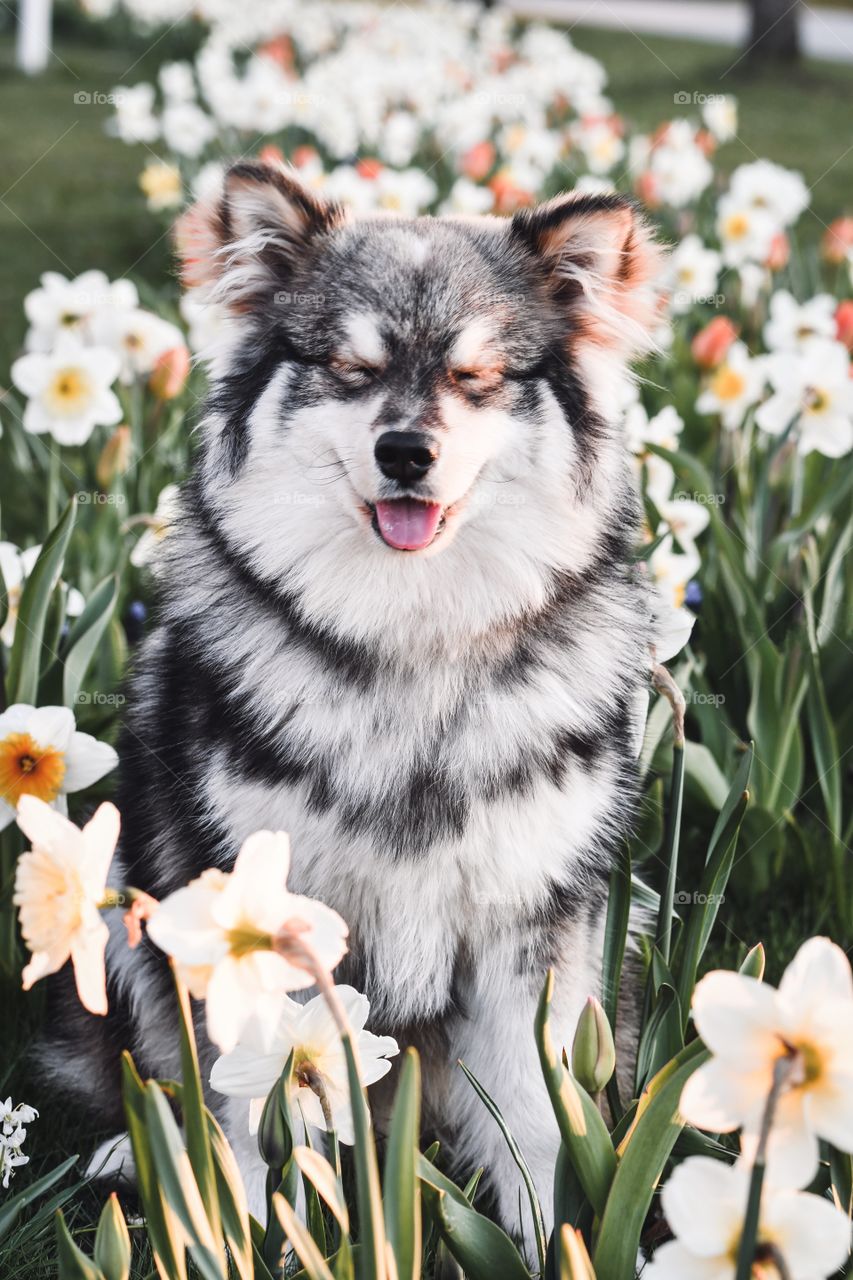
{"left": 0, "top": 705, "right": 118, "bottom": 831}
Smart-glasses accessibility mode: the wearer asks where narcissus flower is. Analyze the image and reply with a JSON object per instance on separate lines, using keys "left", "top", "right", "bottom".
{"left": 645, "top": 1156, "right": 850, "bottom": 1279}
{"left": 146, "top": 831, "right": 349, "bottom": 1053}
{"left": 129, "top": 484, "right": 181, "bottom": 569}
{"left": 0, "top": 704, "right": 118, "bottom": 830}
{"left": 669, "top": 234, "right": 721, "bottom": 314}
{"left": 0, "top": 543, "right": 85, "bottom": 649}
{"left": 756, "top": 339, "right": 853, "bottom": 457}
{"left": 14, "top": 796, "right": 120, "bottom": 1014}
{"left": 680, "top": 937, "right": 853, "bottom": 1188}
{"left": 11, "top": 336, "right": 122, "bottom": 446}
{"left": 210, "top": 987, "right": 399, "bottom": 1142}
{"left": 695, "top": 342, "right": 765, "bottom": 430}
{"left": 763, "top": 291, "right": 836, "bottom": 352}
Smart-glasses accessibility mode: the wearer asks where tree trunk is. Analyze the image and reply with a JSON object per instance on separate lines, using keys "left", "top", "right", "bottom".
{"left": 747, "top": 0, "right": 801, "bottom": 63}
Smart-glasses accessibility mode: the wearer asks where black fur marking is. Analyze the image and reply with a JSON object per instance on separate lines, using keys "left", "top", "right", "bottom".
{"left": 189, "top": 480, "right": 382, "bottom": 691}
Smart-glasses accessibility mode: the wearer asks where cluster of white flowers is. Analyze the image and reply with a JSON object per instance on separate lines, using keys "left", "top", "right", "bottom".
{"left": 10, "top": 270, "right": 187, "bottom": 446}
{"left": 0, "top": 1097, "right": 38, "bottom": 1190}
{"left": 694, "top": 289, "right": 853, "bottom": 456}
{"left": 13, "top": 797, "right": 398, "bottom": 1145}
{"left": 647, "top": 938, "right": 853, "bottom": 1278}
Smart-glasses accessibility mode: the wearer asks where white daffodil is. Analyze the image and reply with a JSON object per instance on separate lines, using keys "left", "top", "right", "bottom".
{"left": 14, "top": 796, "right": 120, "bottom": 1015}
{"left": 696, "top": 342, "right": 766, "bottom": 431}
{"left": 0, "top": 704, "right": 118, "bottom": 831}
{"left": 763, "top": 291, "right": 837, "bottom": 352}
{"left": 0, "top": 542, "right": 85, "bottom": 648}
{"left": 210, "top": 987, "right": 399, "bottom": 1143}
{"left": 728, "top": 159, "right": 809, "bottom": 228}
{"left": 11, "top": 335, "right": 122, "bottom": 446}
{"left": 91, "top": 308, "right": 185, "bottom": 384}
{"left": 645, "top": 1156, "right": 850, "bottom": 1280}
{"left": 146, "top": 831, "right": 349, "bottom": 1053}
{"left": 649, "top": 538, "right": 699, "bottom": 663}
{"left": 702, "top": 95, "right": 738, "bottom": 143}
{"left": 680, "top": 937, "right": 853, "bottom": 1188}
{"left": 669, "top": 235, "right": 722, "bottom": 314}
{"left": 160, "top": 101, "right": 216, "bottom": 158}
{"left": 716, "top": 194, "right": 778, "bottom": 268}
{"left": 111, "top": 82, "right": 160, "bottom": 145}
{"left": 23, "top": 269, "right": 138, "bottom": 353}
{"left": 130, "top": 484, "right": 182, "bottom": 568}
{"left": 756, "top": 339, "right": 853, "bottom": 458}
{"left": 657, "top": 496, "right": 710, "bottom": 560}
{"left": 649, "top": 121, "right": 714, "bottom": 209}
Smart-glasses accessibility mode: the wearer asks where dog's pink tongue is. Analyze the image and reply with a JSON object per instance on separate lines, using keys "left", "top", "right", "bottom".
{"left": 375, "top": 499, "right": 442, "bottom": 551}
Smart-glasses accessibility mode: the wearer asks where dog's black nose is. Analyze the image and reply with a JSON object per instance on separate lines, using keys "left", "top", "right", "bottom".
{"left": 374, "top": 432, "right": 439, "bottom": 485}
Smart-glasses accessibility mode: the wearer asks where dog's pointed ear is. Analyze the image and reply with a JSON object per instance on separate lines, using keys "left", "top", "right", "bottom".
{"left": 175, "top": 161, "right": 346, "bottom": 311}
{"left": 509, "top": 193, "right": 664, "bottom": 359}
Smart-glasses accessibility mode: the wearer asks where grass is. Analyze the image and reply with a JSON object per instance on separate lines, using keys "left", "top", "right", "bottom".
{"left": 0, "top": 14, "right": 850, "bottom": 1277}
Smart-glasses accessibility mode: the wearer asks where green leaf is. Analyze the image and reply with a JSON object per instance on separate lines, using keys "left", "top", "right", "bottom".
{"left": 635, "top": 978, "right": 683, "bottom": 1094}
{"left": 206, "top": 1110, "right": 254, "bottom": 1280}
{"left": 534, "top": 971, "right": 616, "bottom": 1217}
{"left": 457, "top": 1059, "right": 547, "bottom": 1278}
{"left": 273, "top": 1194, "right": 335, "bottom": 1280}
{"left": 55, "top": 1210, "right": 102, "bottom": 1280}
{"left": 420, "top": 1184, "right": 530, "bottom": 1280}
{"left": 121, "top": 1054, "right": 188, "bottom": 1280}
{"left": 383, "top": 1048, "right": 422, "bottom": 1280}
{"left": 7, "top": 499, "right": 76, "bottom": 703}
{"left": 0, "top": 1154, "right": 79, "bottom": 1242}
{"left": 173, "top": 968, "right": 222, "bottom": 1244}
{"left": 94, "top": 1194, "right": 131, "bottom": 1280}
{"left": 143, "top": 1082, "right": 226, "bottom": 1280}
{"left": 341, "top": 1031, "right": 387, "bottom": 1279}
{"left": 594, "top": 1041, "right": 708, "bottom": 1280}
{"left": 61, "top": 574, "right": 119, "bottom": 707}
{"left": 675, "top": 746, "right": 752, "bottom": 1027}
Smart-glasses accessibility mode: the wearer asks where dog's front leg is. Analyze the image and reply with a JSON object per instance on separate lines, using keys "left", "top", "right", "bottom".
{"left": 442, "top": 924, "right": 603, "bottom": 1256}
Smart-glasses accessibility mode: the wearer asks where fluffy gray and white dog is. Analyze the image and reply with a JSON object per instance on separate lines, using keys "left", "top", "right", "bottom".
{"left": 46, "top": 162, "right": 662, "bottom": 1238}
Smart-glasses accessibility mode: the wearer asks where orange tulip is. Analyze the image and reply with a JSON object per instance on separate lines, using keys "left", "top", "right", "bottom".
{"left": 691, "top": 316, "right": 739, "bottom": 369}
{"left": 821, "top": 217, "right": 853, "bottom": 265}
{"left": 149, "top": 346, "right": 191, "bottom": 400}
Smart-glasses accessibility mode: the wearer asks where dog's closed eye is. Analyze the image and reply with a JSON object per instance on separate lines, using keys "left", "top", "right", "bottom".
{"left": 449, "top": 365, "right": 504, "bottom": 395}
{"left": 331, "top": 358, "right": 384, "bottom": 387}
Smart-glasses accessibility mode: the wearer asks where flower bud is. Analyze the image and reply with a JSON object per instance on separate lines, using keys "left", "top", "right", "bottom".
{"left": 691, "top": 316, "right": 738, "bottom": 369}
{"left": 739, "top": 942, "right": 766, "bottom": 980}
{"left": 148, "top": 345, "right": 191, "bottom": 400}
{"left": 258, "top": 1072, "right": 293, "bottom": 1170}
{"left": 96, "top": 425, "right": 131, "bottom": 489}
{"left": 571, "top": 996, "right": 616, "bottom": 1094}
{"left": 764, "top": 231, "right": 789, "bottom": 272}
{"left": 460, "top": 140, "right": 495, "bottom": 181}
{"left": 835, "top": 300, "right": 853, "bottom": 353}
{"left": 821, "top": 217, "right": 853, "bottom": 265}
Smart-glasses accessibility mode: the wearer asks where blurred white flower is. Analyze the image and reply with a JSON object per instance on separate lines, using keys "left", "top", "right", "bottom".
{"left": 210, "top": 986, "right": 399, "bottom": 1142}
{"left": 695, "top": 342, "right": 766, "bottom": 430}
{"left": 0, "top": 542, "right": 85, "bottom": 649}
{"left": 130, "top": 484, "right": 182, "bottom": 568}
{"left": 756, "top": 339, "right": 853, "bottom": 457}
{"left": 92, "top": 308, "right": 185, "bottom": 384}
{"left": 649, "top": 538, "right": 700, "bottom": 662}
{"left": 669, "top": 235, "right": 721, "bottom": 314}
{"left": 716, "top": 194, "right": 777, "bottom": 267}
{"left": 645, "top": 1156, "right": 850, "bottom": 1280}
{"left": 680, "top": 937, "right": 853, "bottom": 1188}
{"left": 112, "top": 83, "right": 160, "bottom": 145}
{"left": 0, "top": 703, "right": 118, "bottom": 830}
{"left": 14, "top": 796, "right": 120, "bottom": 1014}
{"left": 763, "top": 291, "right": 837, "bottom": 352}
{"left": 729, "top": 158, "right": 809, "bottom": 228}
{"left": 657, "top": 496, "right": 710, "bottom": 560}
{"left": 11, "top": 336, "right": 122, "bottom": 446}
{"left": 572, "top": 117, "right": 624, "bottom": 175}
{"left": 649, "top": 121, "right": 713, "bottom": 208}
{"left": 24, "top": 270, "right": 138, "bottom": 353}
{"left": 159, "top": 61, "right": 196, "bottom": 103}
{"left": 147, "top": 830, "right": 349, "bottom": 1053}
{"left": 702, "top": 94, "right": 738, "bottom": 143}
{"left": 161, "top": 101, "right": 216, "bottom": 158}
{"left": 441, "top": 177, "right": 495, "bottom": 215}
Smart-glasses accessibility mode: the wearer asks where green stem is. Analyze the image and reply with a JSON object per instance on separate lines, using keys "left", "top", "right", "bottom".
{"left": 734, "top": 1054, "right": 797, "bottom": 1280}
{"left": 46, "top": 446, "right": 62, "bottom": 535}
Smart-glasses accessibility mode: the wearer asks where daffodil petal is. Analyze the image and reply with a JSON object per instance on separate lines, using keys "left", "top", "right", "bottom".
{"left": 70, "top": 916, "right": 109, "bottom": 1016}
{"left": 660, "top": 1156, "right": 744, "bottom": 1257}
{"left": 691, "top": 971, "right": 782, "bottom": 1066}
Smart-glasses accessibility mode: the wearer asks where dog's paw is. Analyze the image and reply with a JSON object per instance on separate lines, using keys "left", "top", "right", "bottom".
{"left": 87, "top": 1133, "right": 137, "bottom": 1186}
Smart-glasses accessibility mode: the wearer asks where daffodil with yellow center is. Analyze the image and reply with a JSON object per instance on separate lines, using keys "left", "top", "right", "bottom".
{"left": 644, "top": 1155, "right": 850, "bottom": 1279}
{"left": 680, "top": 936, "right": 853, "bottom": 1188}
{"left": 146, "top": 830, "right": 349, "bottom": 1054}
{"left": 13, "top": 795, "right": 120, "bottom": 1015}
{"left": 210, "top": 987, "right": 398, "bottom": 1143}
{"left": 44, "top": 366, "right": 93, "bottom": 417}
{"left": 710, "top": 364, "right": 747, "bottom": 403}
{"left": 139, "top": 160, "right": 183, "bottom": 212}
{"left": 11, "top": 334, "right": 121, "bottom": 446}
{"left": 0, "top": 704, "right": 118, "bottom": 831}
